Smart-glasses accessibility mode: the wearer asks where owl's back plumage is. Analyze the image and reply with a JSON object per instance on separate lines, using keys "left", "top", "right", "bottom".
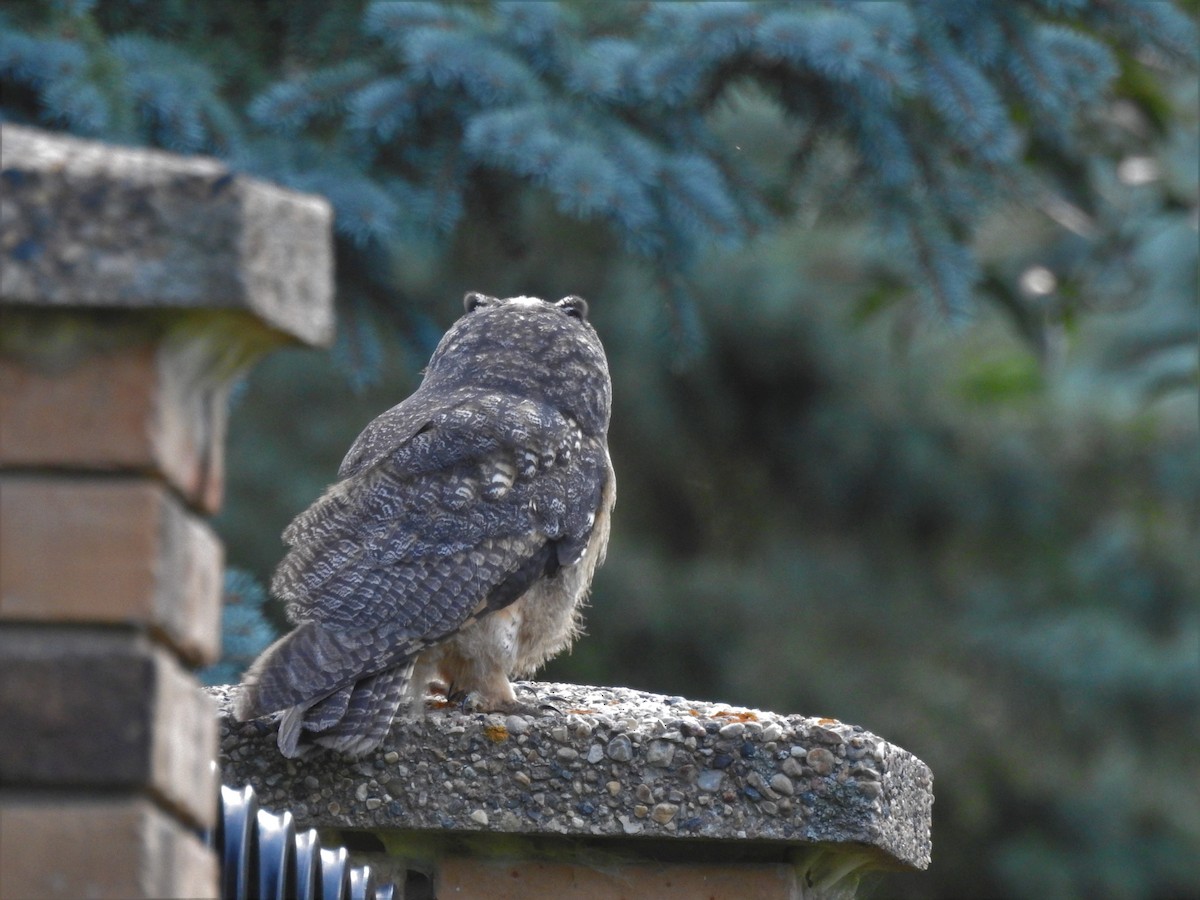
{"left": 235, "top": 294, "right": 615, "bottom": 758}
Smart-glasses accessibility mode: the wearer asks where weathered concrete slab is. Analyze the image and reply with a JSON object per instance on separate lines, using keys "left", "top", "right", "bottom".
{"left": 212, "top": 681, "right": 932, "bottom": 872}
{"left": 0, "top": 124, "right": 334, "bottom": 346}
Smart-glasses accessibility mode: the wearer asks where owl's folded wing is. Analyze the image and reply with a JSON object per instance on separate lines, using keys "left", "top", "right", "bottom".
{"left": 235, "top": 390, "right": 607, "bottom": 722}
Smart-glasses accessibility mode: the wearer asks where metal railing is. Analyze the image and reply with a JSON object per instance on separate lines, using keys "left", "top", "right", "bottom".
{"left": 214, "top": 783, "right": 396, "bottom": 900}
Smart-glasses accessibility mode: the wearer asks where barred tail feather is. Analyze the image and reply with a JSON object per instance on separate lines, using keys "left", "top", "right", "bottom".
{"left": 234, "top": 621, "right": 379, "bottom": 722}
{"left": 273, "top": 663, "right": 414, "bottom": 758}
{"left": 310, "top": 662, "right": 415, "bottom": 757}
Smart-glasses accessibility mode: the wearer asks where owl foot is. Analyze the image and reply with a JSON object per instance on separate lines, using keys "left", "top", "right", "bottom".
{"left": 444, "top": 689, "right": 541, "bottom": 717}
{"left": 445, "top": 687, "right": 481, "bottom": 713}
{"left": 443, "top": 687, "right": 508, "bottom": 713}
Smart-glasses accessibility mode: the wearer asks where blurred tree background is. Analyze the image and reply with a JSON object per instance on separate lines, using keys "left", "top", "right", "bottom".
{"left": 3, "top": 2, "right": 1197, "bottom": 897}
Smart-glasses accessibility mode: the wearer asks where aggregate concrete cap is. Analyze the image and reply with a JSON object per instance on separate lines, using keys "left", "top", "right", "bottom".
{"left": 0, "top": 124, "right": 334, "bottom": 346}
{"left": 212, "top": 682, "right": 932, "bottom": 870}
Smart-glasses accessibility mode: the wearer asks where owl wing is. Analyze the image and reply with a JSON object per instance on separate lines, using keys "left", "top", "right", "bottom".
{"left": 235, "top": 389, "right": 607, "bottom": 721}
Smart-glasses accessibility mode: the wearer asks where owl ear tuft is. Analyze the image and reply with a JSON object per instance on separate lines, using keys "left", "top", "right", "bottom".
{"left": 464, "top": 292, "right": 496, "bottom": 313}
{"left": 556, "top": 296, "right": 588, "bottom": 320}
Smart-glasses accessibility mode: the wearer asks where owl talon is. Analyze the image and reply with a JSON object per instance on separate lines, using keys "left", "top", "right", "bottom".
{"left": 443, "top": 687, "right": 541, "bottom": 717}
{"left": 445, "top": 687, "right": 504, "bottom": 714}
{"left": 502, "top": 686, "right": 555, "bottom": 717}
{"left": 445, "top": 687, "right": 475, "bottom": 713}
{"left": 500, "top": 699, "right": 549, "bottom": 718}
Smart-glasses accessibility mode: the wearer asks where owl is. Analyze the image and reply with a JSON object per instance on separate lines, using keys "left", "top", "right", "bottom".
{"left": 234, "top": 293, "right": 615, "bottom": 758}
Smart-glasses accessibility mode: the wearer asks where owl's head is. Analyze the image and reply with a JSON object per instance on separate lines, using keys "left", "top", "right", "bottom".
{"left": 425, "top": 293, "right": 611, "bottom": 435}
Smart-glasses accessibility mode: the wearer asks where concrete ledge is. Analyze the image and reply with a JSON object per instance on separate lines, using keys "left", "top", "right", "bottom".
{"left": 212, "top": 682, "right": 932, "bottom": 874}
{"left": 0, "top": 124, "right": 334, "bottom": 347}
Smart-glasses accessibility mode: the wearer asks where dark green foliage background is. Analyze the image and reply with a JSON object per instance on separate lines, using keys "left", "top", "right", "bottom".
{"left": 4, "top": 3, "right": 1197, "bottom": 897}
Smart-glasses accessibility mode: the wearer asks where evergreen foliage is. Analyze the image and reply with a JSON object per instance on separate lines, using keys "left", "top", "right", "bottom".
{"left": 3, "top": 0, "right": 1195, "bottom": 340}
{"left": 3, "top": 3, "right": 1197, "bottom": 898}
{"left": 199, "top": 568, "right": 279, "bottom": 687}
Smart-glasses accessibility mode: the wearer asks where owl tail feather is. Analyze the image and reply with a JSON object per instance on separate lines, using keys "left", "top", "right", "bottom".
{"left": 235, "top": 622, "right": 420, "bottom": 758}
{"left": 306, "top": 662, "right": 415, "bottom": 758}
{"left": 234, "top": 621, "right": 400, "bottom": 721}
{"left": 271, "top": 662, "right": 414, "bottom": 758}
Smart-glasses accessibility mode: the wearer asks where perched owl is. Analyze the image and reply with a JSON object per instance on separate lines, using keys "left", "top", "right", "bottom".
{"left": 235, "top": 293, "right": 615, "bottom": 758}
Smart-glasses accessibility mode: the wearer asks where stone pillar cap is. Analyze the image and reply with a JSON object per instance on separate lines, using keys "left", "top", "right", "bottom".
{"left": 212, "top": 681, "right": 932, "bottom": 871}
{"left": 1, "top": 124, "right": 334, "bottom": 347}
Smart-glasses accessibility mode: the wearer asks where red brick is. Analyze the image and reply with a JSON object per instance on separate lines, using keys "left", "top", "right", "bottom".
{"left": 0, "top": 796, "right": 218, "bottom": 900}
{"left": 0, "top": 628, "right": 218, "bottom": 830}
{"left": 0, "top": 340, "right": 230, "bottom": 513}
{"left": 436, "top": 857, "right": 801, "bottom": 900}
{"left": 0, "top": 475, "right": 222, "bottom": 665}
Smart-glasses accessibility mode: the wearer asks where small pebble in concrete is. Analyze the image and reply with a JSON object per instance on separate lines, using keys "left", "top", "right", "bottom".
{"left": 807, "top": 748, "right": 836, "bottom": 776}
{"left": 651, "top": 803, "right": 679, "bottom": 824}
{"left": 606, "top": 734, "right": 633, "bottom": 762}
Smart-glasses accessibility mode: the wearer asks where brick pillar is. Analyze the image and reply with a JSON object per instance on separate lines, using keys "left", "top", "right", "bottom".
{"left": 0, "top": 124, "right": 333, "bottom": 900}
